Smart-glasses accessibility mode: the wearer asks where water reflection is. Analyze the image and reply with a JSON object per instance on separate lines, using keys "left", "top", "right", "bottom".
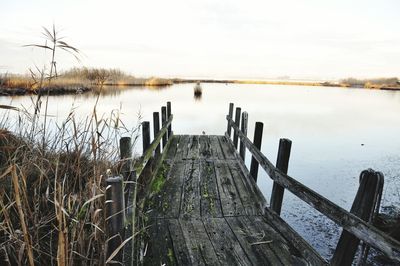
{"left": 193, "top": 82, "right": 202, "bottom": 101}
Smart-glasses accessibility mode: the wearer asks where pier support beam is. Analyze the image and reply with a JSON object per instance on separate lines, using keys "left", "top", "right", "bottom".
{"left": 105, "top": 176, "right": 125, "bottom": 264}
{"left": 239, "top": 112, "right": 248, "bottom": 161}
{"left": 161, "top": 106, "right": 167, "bottom": 149}
{"left": 167, "top": 101, "right": 172, "bottom": 138}
{"left": 233, "top": 107, "right": 241, "bottom": 149}
{"left": 227, "top": 103, "right": 234, "bottom": 137}
{"left": 270, "top": 138, "right": 292, "bottom": 215}
{"left": 153, "top": 112, "right": 160, "bottom": 155}
{"left": 250, "top": 122, "right": 263, "bottom": 182}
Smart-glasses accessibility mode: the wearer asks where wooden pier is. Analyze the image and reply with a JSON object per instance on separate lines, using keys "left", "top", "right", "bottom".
{"left": 105, "top": 102, "right": 400, "bottom": 266}
{"left": 143, "top": 134, "right": 317, "bottom": 265}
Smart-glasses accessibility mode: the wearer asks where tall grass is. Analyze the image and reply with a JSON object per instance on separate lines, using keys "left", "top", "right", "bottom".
{"left": 0, "top": 95, "right": 139, "bottom": 265}
{"left": 0, "top": 68, "right": 173, "bottom": 94}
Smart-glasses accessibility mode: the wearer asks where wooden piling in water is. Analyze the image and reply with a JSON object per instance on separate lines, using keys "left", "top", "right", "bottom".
{"left": 331, "top": 169, "right": 384, "bottom": 266}
{"left": 239, "top": 112, "right": 248, "bottom": 160}
{"left": 233, "top": 107, "right": 241, "bottom": 149}
{"left": 270, "top": 138, "right": 292, "bottom": 215}
{"left": 250, "top": 122, "right": 263, "bottom": 182}
{"left": 153, "top": 112, "right": 160, "bottom": 155}
{"left": 105, "top": 176, "right": 125, "bottom": 264}
{"left": 227, "top": 103, "right": 234, "bottom": 137}
{"left": 161, "top": 106, "right": 167, "bottom": 149}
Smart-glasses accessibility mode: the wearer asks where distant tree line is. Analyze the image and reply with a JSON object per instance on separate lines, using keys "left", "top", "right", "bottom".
{"left": 341, "top": 77, "right": 399, "bottom": 87}
{"left": 62, "top": 67, "right": 132, "bottom": 85}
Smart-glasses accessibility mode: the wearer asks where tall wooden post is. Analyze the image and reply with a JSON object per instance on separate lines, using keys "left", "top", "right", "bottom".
{"left": 239, "top": 112, "right": 248, "bottom": 160}
{"left": 105, "top": 176, "right": 125, "bottom": 264}
{"left": 161, "top": 106, "right": 167, "bottom": 149}
{"left": 167, "top": 101, "right": 172, "bottom": 138}
{"left": 250, "top": 122, "right": 263, "bottom": 182}
{"left": 142, "top": 121, "right": 150, "bottom": 153}
{"left": 270, "top": 138, "right": 292, "bottom": 215}
{"left": 120, "top": 137, "right": 132, "bottom": 212}
{"left": 227, "top": 103, "right": 234, "bottom": 137}
{"left": 233, "top": 107, "right": 241, "bottom": 149}
{"left": 153, "top": 112, "right": 160, "bottom": 155}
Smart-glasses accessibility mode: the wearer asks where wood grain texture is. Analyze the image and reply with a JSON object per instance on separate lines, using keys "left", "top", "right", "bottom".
{"left": 140, "top": 135, "right": 326, "bottom": 266}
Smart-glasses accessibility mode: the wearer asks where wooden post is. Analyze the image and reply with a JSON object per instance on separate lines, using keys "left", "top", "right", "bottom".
{"left": 161, "top": 106, "right": 167, "bottom": 149}
{"left": 120, "top": 137, "right": 132, "bottom": 212}
{"left": 250, "top": 122, "right": 263, "bottom": 182}
{"left": 239, "top": 112, "right": 248, "bottom": 160}
{"left": 105, "top": 176, "right": 125, "bottom": 264}
{"left": 142, "top": 121, "right": 150, "bottom": 153}
{"left": 233, "top": 107, "right": 241, "bottom": 149}
{"left": 270, "top": 138, "right": 292, "bottom": 215}
{"left": 331, "top": 169, "right": 384, "bottom": 266}
{"left": 167, "top": 101, "right": 172, "bottom": 138}
{"left": 227, "top": 103, "right": 234, "bottom": 137}
{"left": 120, "top": 137, "right": 132, "bottom": 176}
{"left": 129, "top": 170, "right": 138, "bottom": 266}
{"left": 153, "top": 112, "right": 160, "bottom": 155}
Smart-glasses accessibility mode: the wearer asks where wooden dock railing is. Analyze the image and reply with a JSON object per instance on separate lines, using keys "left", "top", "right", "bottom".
{"left": 225, "top": 103, "right": 400, "bottom": 265}
{"left": 105, "top": 102, "right": 174, "bottom": 265}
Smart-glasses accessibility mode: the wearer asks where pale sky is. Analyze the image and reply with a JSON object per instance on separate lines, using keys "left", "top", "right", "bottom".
{"left": 0, "top": 0, "right": 399, "bottom": 80}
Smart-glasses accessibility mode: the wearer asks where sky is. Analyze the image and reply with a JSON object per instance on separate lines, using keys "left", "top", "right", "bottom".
{"left": 0, "top": 0, "right": 399, "bottom": 80}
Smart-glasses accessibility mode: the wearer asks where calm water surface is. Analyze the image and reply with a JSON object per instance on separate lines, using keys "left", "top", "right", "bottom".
{"left": 2, "top": 83, "right": 400, "bottom": 259}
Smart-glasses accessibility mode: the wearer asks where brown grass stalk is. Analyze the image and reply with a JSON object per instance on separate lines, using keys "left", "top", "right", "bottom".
{"left": 11, "top": 165, "right": 35, "bottom": 266}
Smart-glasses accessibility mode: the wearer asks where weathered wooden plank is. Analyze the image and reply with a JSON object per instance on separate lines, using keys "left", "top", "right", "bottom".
{"left": 146, "top": 161, "right": 186, "bottom": 218}
{"left": 228, "top": 161, "right": 264, "bottom": 216}
{"left": 167, "top": 219, "right": 191, "bottom": 265}
{"left": 180, "top": 160, "right": 201, "bottom": 218}
{"left": 263, "top": 207, "right": 328, "bottom": 265}
{"left": 199, "top": 160, "right": 223, "bottom": 218}
{"left": 217, "top": 135, "right": 236, "bottom": 160}
{"left": 175, "top": 135, "right": 190, "bottom": 160}
{"left": 225, "top": 118, "right": 400, "bottom": 261}
{"left": 203, "top": 217, "right": 252, "bottom": 265}
{"left": 179, "top": 218, "right": 221, "bottom": 265}
{"left": 145, "top": 160, "right": 172, "bottom": 218}
{"left": 144, "top": 218, "right": 176, "bottom": 266}
{"left": 199, "top": 135, "right": 212, "bottom": 159}
{"left": 224, "top": 135, "right": 267, "bottom": 211}
{"left": 226, "top": 215, "right": 292, "bottom": 265}
{"left": 165, "top": 135, "right": 180, "bottom": 160}
{"left": 187, "top": 135, "right": 200, "bottom": 159}
{"left": 208, "top": 135, "right": 225, "bottom": 160}
{"left": 214, "top": 160, "right": 245, "bottom": 216}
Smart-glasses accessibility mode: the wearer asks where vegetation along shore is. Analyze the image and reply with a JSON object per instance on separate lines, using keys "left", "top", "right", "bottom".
{"left": 1, "top": 67, "right": 399, "bottom": 96}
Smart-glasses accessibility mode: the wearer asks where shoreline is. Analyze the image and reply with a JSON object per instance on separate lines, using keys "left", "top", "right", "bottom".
{"left": 172, "top": 78, "right": 400, "bottom": 90}
{"left": 1, "top": 78, "right": 400, "bottom": 96}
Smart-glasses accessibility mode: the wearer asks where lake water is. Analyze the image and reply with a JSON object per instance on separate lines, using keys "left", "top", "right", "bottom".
{"left": 2, "top": 83, "right": 400, "bottom": 260}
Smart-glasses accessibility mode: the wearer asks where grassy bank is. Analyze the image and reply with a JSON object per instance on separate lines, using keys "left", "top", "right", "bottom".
{"left": 0, "top": 68, "right": 173, "bottom": 96}
{"left": 2, "top": 69, "right": 399, "bottom": 97}
{"left": 0, "top": 101, "right": 138, "bottom": 265}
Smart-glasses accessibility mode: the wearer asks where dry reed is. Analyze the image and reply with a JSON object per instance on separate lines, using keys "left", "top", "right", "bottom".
{"left": 0, "top": 94, "right": 139, "bottom": 265}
